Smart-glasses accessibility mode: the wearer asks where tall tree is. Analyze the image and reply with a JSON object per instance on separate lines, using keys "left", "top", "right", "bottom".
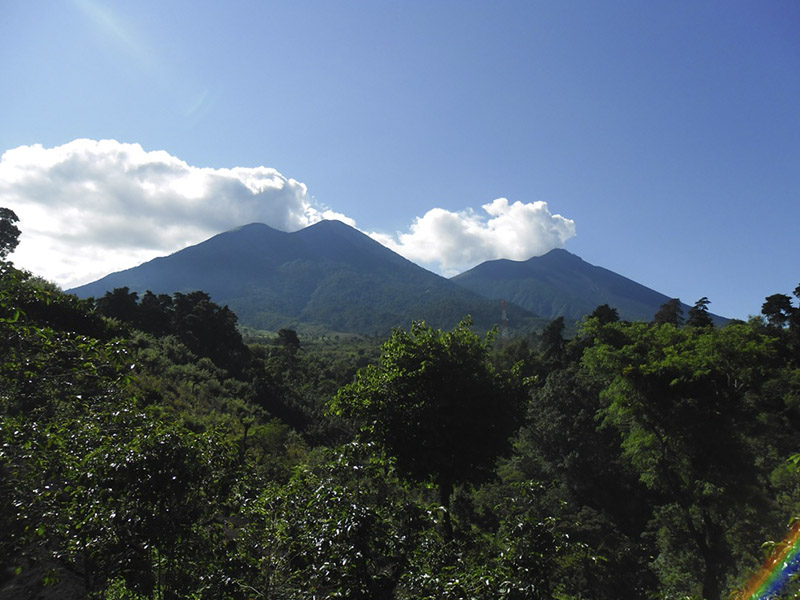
{"left": 0, "top": 207, "right": 21, "bottom": 259}
{"left": 137, "top": 290, "right": 174, "bottom": 335}
{"left": 277, "top": 328, "right": 301, "bottom": 360}
{"left": 761, "top": 286, "right": 800, "bottom": 366}
{"left": 331, "top": 319, "right": 525, "bottom": 535}
{"left": 653, "top": 298, "right": 684, "bottom": 326}
{"left": 584, "top": 321, "right": 777, "bottom": 599}
{"left": 762, "top": 293, "right": 795, "bottom": 328}
{"left": 540, "top": 316, "right": 566, "bottom": 367}
{"left": 96, "top": 287, "right": 140, "bottom": 323}
{"left": 588, "top": 303, "right": 620, "bottom": 325}
{"left": 687, "top": 296, "right": 714, "bottom": 328}
{"left": 171, "top": 291, "right": 249, "bottom": 373}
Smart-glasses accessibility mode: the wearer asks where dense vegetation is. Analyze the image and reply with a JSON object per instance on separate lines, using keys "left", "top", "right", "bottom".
{"left": 2, "top": 210, "right": 800, "bottom": 599}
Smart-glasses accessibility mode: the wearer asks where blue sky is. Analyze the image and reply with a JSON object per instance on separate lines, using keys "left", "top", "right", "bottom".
{"left": 1, "top": 1, "right": 798, "bottom": 320}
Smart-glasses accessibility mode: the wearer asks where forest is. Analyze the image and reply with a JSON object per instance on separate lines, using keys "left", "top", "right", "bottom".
{"left": 2, "top": 208, "right": 800, "bottom": 600}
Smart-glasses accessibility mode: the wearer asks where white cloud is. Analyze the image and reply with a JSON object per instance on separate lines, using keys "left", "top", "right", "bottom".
{"left": 371, "top": 198, "right": 576, "bottom": 276}
{"left": 0, "top": 139, "right": 353, "bottom": 287}
{"left": 0, "top": 139, "right": 575, "bottom": 288}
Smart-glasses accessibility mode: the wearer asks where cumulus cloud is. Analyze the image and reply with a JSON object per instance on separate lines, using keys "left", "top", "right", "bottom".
{"left": 0, "top": 138, "right": 575, "bottom": 288}
{"left": 371, "top": 198, "right": 576, "bottom": 276}
{"left": 0, "top": 139, "right": 352, "bottom": 287}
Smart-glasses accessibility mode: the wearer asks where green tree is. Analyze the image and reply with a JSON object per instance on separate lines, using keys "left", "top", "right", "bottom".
{"left": 277, "top": 328, "right": 301, "bottom": 359}
{"left": 0, "top": 207, "right": 20, "bottom": 259}
{"left": 539, "top": 316, "right": 566, "bottom": 368}
{"left": 96, "top": 286, "right": 140, "bottom": 324}
{"left": 760, "top": 286, "right": 800, "bottom": 366}
{"left": 652, "top": 298, "right": 684, "bottom": 326}
{"left": 762, "top": 293, "right": 795, "bottom": 328}
{"left": 584, "top": 321, "right": 778, "bottom": 599}
{"left": 402, "top": 480, "right": 574, "bottom": 600}
{"left": 510, "top": 361, "right": 657, "bottom": 598}
{"left": 137, "top": 290, "right": 174, "bottom": 335}
{"left": 172, "top": 290, "right": 250, "bottom": 373}
{"left": 331, "top": 319, "right": 525, "bottom": 536}
{"left": 588, "top": 303, "right": 620, "bottom": 325}
{"left": 687, "top": 296, "right": 714, "bottom": 328}
{"left": 238, "top": 443, "right": 424, "bottom": 600}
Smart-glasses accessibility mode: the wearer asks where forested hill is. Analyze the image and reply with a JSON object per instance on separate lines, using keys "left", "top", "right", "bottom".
{"left": 451, "top": 248, "right": 728, "bottom": 323}
{"left": 69, "top": 220, "right": 542, "bottom": 335}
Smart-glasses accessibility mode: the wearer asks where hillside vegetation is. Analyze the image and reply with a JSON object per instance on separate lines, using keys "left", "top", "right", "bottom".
{"left": 3, "top": 210, "right": 800, "bottom": 599}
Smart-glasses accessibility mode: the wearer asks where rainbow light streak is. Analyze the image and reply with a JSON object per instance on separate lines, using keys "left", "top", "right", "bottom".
{"left": 739, "top": 521, "right": 800, "bottom": 599}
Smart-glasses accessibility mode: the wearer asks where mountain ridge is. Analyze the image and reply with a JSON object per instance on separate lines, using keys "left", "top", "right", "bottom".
{"left": 451, "top": 248, "right": 726, "bottom": 324}
{"left": 69, "top": 221, "right": 725, "bottom": 333}
{"left": 69, "top": 220, "right": 543, "bottom": 335}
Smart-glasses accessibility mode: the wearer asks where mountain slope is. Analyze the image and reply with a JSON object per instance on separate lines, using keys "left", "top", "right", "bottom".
{"left": 451, "top": 249, "right": 724, "bottom": 323}
{"left": 69, "top": 220, "right": 542, "bottom": 335}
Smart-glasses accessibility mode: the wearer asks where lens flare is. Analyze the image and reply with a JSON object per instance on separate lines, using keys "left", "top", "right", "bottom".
{"left": 738, "top": 521, "right": 800, "bottom": 599}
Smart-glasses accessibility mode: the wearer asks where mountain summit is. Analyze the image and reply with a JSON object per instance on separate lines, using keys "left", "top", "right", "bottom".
{"left": 451, "top": 249, "right": 722, "bottom": 323}
{"left": 69, "top": 220, "right": 539, "bottom": 335}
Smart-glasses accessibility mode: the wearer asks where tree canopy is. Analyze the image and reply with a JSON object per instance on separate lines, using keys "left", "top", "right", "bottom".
{"left": 0, "top": 207, "right": 20, "bottom": 259}
{"left": 652, "top": 297, "right": 684, "bottom": 326}
{"left": 331, "top": 319, "right": 526, "bottom": 509}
